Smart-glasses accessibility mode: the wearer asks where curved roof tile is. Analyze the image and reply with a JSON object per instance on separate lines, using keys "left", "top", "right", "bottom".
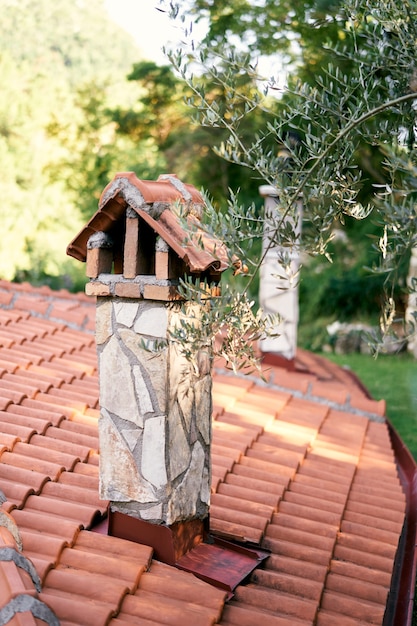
{"left": 0, "top": 280, "right": 413, "bottom": 625}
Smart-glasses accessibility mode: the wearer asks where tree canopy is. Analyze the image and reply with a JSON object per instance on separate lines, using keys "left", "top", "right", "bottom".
{"left": 2, "top": 0, "right": 416, "bottom": 361}
{"left": 159, "top": 0, "right": 417, "bottom": 358}
{"left": 0, "top": 0, "right": 163, "bottom": 287}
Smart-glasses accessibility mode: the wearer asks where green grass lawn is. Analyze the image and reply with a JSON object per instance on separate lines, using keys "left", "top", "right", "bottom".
{"left": 321, "top": 352, "right": 417, "bottom": 460}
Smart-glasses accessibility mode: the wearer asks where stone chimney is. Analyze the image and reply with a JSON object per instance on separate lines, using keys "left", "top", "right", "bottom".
{"left": 258, "top": 185, "right": 302, "bottom": 362}
{"left": 67, "top": 173, "right": 228, "bottom": 562}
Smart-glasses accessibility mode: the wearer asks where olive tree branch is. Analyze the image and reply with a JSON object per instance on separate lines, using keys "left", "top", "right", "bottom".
{"left": 242, "top": 91, "right": 417, "bottom": 296}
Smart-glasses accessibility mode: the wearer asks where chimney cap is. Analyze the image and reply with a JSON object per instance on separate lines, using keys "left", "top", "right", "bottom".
{"left": 66, "top": 172, "right": 229, "bottom": 275}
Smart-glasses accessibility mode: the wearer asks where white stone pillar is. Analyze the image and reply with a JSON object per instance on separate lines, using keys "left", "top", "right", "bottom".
{"left": 96, "top": 297, "right": 211, "bottom": 526}
{"left": 258, "top": 185, "right": 302, "bottom": 360}
{"left": 406, "top": 246, "right": 417, "bottom": 357}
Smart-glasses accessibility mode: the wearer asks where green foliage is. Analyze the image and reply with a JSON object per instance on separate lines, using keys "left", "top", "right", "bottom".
{"left": 0, "top": 0, "right": 137, "bottom": 83}
{"left": 158, "top": 0, "right": 417, "bottom": 365}
{"left": 170, "top": 278, "right": 278, "bottom": 374}
{"left": 0, "top": 0, "right": 141, "bottom": 286}
{"left": 172, "top": 0, "right": 342, "bottom": 60}
{"left": 112, "top": 60, "right": 271, "bottom": 206}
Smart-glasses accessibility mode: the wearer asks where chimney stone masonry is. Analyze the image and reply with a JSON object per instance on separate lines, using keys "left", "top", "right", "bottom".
{"left": 96, "top": 297, "right": 212, "bottom": 526}
{"left": 67, "top": 173, "right": 228, "bottom": 560}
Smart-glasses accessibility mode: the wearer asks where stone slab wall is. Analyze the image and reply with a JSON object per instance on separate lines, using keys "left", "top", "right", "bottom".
{"left": 96, "top": 297, "right": 211, "bottom": 526}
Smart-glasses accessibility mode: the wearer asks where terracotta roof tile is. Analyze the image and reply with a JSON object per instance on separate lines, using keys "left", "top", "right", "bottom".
{"left": 275, "top": 500, "right": 343, "bottom": 527}
{"left": 20, "top": 531, "right": 67, "bottom": 583}
{"left": 262, "top": 535, "right": 331, "bottom": 567}
{"left": 246, "top": 441, "right": 304, "bottom": 468}
{"left": 21, "top": 493, "right": 102, "bottom": 528}
{"left": 344, "top": 498, "right": 404, "bottom": 525}
{"left": 41, "top": 479, "right": 103, "bottom": 509}
{"left": 139, "top": 560, "right": 227, "bottom": 613}
{"left": 0, "top": 450, "right": 67, "bottom": 483}
{"left": 7, "top": 402, "right": 65, "bottom": 428}
{"left": 29, "top": 395, "right": 88, "bottom": 419}
{"left": 45, "top": 424, "right": 98, "bottom": 452}
{"left": 315, "top": 610, "right": 376, "bottom": 626}
{"left": 0, "top": 561, "right": 36, "bottom": 606}
{"left": 58, "top": 548, "right": 143, "bottom": 588}
{"left": 13, "top": 297, "right": 50, "bottom": 316}
{"left": 11, "top": 509, "right": 82, "bottom": 546}
{"left": 0, "top": 290, "right": 13, "bottom": 306}
{"left": 217, "top": 481, "right": 281, "bottom": 508}
{"left": 2, "top": 371, "right": 53, "bottom": 393}
{"left": 2, "top": 408, "right": 52, "bottom": 435}
{"left": 266, "top": 523, "right": 335, "bottom": 553}
{"left": 326, "top": 571, "right": 389, "bottom": 605}
{"left": 233, "top": 584, "right": 318, "bottom": 622}
{"left": 220, "top": 602, "right": 307, "bottom": 625}
{"left": 239, "top": 455, "right": 297, "bottom": 479}
{"left": 332, "top": 543, "right": 394, "bottom": 573}
{"left": 0, "top": 433, "right": 20, "bottom": 450}
{"left": 335, "top": 531, "right": 397, "bottom": 561}
{"left": 44, "top": 567, "right": 130, "bottom": 610}
{"left": 320, "top": 590, "right": 386, "bottom": 623}
{"left": 0, "top": 280, "right": 411, "bottom": 626}
{"left": 329, "top": 559, "right": 392, "bottom": 588}
{"left": 38, "top": 591, "right": 115, "bottom": 626}
{"left": 72, "top": 460, "right": 99, "bottom": 478}
{"left": 118, "top": 588, "right": 222, "bottom": 626}
{"left": 67, "top": 172, "right": 229, "bottom": 276}
{"left": 251, "top": 568, "right": 323, "bottom": 602}
{"left": 0, "top": 480, "right": 35, "bottom": 508}
{"left": 224, "top": 469, "right": 289, "bottom": 494}
{"left": 58, "top": 466, "right": 98, "bottom": 491}
{"left": 24, "top": 364, "right": 73, "bottom": 386}
{"left": 0, "top": 359, "right": 19, "bottom": 373}
{"left": 0, "top": 421, "right": 36, "bottom": 443}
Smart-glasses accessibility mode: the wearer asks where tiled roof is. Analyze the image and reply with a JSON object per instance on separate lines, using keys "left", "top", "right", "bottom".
{"left": 0, "top": 279, "right": 413, "bottom": 625}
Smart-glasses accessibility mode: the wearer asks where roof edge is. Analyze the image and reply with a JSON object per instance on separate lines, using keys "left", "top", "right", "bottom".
{"left": 384, "top": 421, "right": 417, "bottom": 626}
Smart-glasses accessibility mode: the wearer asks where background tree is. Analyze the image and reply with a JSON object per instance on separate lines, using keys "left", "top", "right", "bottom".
{"left": 112, "top": 60, "right": 271, "bottom": 205}
{"left": 160, "top": 0, "right": 417, "bottom": 359}
{"left": 0, "top": 0, "right": 141, "bottom": 287}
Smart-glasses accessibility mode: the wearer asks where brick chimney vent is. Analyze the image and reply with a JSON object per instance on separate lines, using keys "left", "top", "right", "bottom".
{"left": 67, "top": 172, "right": 227, "bottom": 280}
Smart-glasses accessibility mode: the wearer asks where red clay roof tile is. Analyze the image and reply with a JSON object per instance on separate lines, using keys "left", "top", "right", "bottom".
{"left": 119, "top": 587, "right": 221, "bottom": 626}
{"left": 251, "top": 568, "right": 323, "bottom": 602}
{"left": 11, "top": 509, "right": 82, "bottom": 546}
{"left": 234, "top": 584, "right": 318, "bottom": 622}
{"left": 326, "top": 571, "right": 389, "bottom": 605}
{"left": 41, "top": 480, "right": 103, "bottom": 509}
{"left": 38, "top": 591, "right": 115, "bottom": 626}
{"left": 8, "top": 403, "right": 64, "bottom": 429}
{"left": 266, "top": 523, "right": 335, "bottom": 553}
{"left": 276, "top": 500, "right": 342, "bottom": 527}
{"left": 0, "top": 421, "right": 36, "bottom": 443}
{"left": 272, "top": 511, "right": 338, "bottom": 539}
{"left": 329, "top": 559, "right": 392, "bottom": 588}
{"left": 216, "top": 481, "right": 281, "bottom": 508}
{"left": 221, "top": 602, "right": 307, "bottom": 626}
{"left": 0, "top": 433, "right": 20, "bottom": 451}
{"left": 139, "top": 560, "right": 227, "bottom": 615}
{"left": 315, "top": 609, "right": 376, "bottom": 626}
{"left": 0, "top": 280, "right": 411, "bottom": 626}
{"left": 320, "top": 590, "right": 386, "bottom": 623}
{"left": 333, "top": 543, "right": 394, "bottom": 573}
{"left": 2, "top": 408, "right": 52, "bottom": 435}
